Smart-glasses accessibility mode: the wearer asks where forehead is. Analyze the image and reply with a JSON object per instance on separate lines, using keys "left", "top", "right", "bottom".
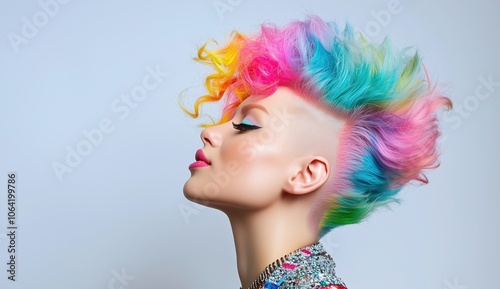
{"left": 239, "top": 87, "right": 307, "bottom": 113}
{"left": 238, "top": 87, "right": 338, "bottom": 122}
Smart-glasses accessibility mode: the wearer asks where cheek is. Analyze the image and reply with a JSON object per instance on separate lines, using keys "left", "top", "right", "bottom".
{"left": 224, "top": 129, "right": 287, "bottom": 163}
{"left": 220, "top": 137, "right": 289, "bottom": 198}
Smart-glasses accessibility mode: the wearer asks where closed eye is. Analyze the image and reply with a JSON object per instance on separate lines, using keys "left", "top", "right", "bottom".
{"left": 232, "top": 121, "right": 261, "bottom": 131}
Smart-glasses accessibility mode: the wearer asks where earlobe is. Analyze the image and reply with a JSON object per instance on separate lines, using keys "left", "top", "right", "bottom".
{"left": 283, "top": 157, "right": 330, "bottom": 195}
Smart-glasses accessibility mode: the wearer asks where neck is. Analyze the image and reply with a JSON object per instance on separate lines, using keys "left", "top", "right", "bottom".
{"left": 225, "top": 202, "right": 318, "bottom": 289}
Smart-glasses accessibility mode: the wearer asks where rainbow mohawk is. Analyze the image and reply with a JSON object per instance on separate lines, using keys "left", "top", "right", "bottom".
{"left": 183, "top": 16, "right": 451, "bottom": 236}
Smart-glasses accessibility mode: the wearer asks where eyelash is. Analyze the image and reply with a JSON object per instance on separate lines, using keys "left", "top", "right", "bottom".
{"left": 232, "top": 121, "right": 261, "bottom": 131}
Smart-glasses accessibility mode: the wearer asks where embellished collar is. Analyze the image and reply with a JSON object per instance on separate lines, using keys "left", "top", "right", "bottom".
{"left": 240, "top": 242, "right": 348, "bottom": 289}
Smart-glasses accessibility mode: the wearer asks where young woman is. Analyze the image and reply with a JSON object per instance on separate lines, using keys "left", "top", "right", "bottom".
{"left": 182, "top": 16, "right": 451, "bottom": 289}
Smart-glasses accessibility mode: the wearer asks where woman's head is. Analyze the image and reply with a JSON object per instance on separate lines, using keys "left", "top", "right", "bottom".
{"left": 182, "top": 16, "right": 451, "bottom": 237}
{"left": 183, "top": 87, "right": 344, "bottom": 217}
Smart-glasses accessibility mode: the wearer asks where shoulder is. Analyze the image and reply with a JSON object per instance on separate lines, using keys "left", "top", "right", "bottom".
{"left": 263, "top": 243, "right": 348, "bottom": 289}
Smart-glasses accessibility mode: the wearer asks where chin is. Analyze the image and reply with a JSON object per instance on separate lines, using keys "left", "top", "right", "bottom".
{"left": 182, "top": 179, "right": 200, "bottom": 202}
{"left": 183, "top": 179, "right": 214, "bottom": 208}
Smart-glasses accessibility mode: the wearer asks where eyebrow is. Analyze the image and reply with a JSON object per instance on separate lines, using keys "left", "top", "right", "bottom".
{"left": 240, "top": 103, "right": 269, "bottom": 115}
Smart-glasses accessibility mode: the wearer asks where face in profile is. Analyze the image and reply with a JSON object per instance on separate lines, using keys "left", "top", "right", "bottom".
{"left": 183, "top": 87, "right": 344, "bottom": 213}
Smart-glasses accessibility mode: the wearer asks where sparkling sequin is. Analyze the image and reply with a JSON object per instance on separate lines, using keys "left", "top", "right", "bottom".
{"left": 252, "top": 243, "right": 348, "bottom": 289}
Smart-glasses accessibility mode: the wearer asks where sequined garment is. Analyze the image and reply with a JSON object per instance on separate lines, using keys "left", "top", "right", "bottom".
{"left": 259, "top": 242, "right": 348, "bottom": 289}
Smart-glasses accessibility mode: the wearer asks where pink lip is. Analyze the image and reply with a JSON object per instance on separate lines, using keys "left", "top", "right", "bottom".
{"left": 189, "top": 149, "right": 211, "bottom": 169}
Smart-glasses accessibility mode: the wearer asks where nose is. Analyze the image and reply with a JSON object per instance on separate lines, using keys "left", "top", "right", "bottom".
{"left": 200, "top": 125, "right": 223, "bottom": 147}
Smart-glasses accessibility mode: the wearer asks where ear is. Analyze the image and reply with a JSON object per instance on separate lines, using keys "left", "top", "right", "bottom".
{"left": 283, "top": 156, "right": 330, "bottom": 195}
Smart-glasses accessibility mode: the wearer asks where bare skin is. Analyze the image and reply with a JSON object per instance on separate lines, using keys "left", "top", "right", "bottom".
{"left": 183, "top": 87, "right": 344, "bottom": 288}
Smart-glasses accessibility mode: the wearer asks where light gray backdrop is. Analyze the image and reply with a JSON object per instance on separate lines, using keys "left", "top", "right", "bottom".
{"left": 1, "top": 0, "right": 499, "bottom": 288}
